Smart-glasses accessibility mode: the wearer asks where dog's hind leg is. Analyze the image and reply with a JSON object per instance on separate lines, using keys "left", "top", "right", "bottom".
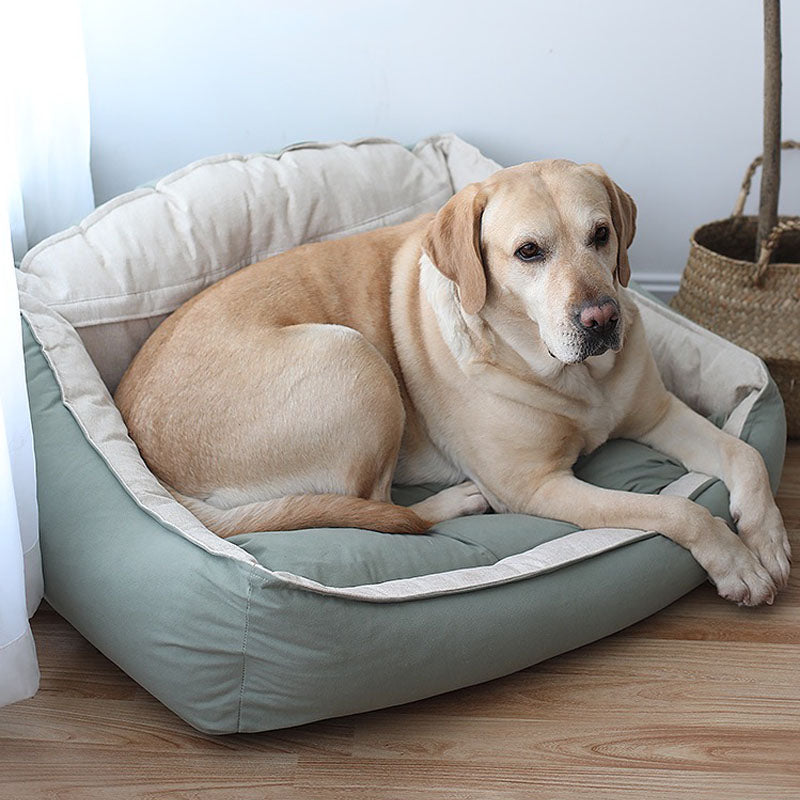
{"left": 160, "top": 323, "right": 489, "bottom": 536}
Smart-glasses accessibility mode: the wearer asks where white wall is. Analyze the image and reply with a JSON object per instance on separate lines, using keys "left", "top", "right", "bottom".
{"left": 80, "top": 0, "right": 800, "bottom": 289}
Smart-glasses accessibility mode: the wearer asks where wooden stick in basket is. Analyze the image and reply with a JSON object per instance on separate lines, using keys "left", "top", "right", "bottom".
{"left": 757, "top": 0, "right": 782, "bottom": 260}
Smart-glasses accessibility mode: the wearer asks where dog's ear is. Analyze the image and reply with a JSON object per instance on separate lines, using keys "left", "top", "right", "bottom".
{"left": 585, "top": 164, "right": 637, "bottom": 287}
{"left": 423, "top": 183, "right": 488, "bottom": 314}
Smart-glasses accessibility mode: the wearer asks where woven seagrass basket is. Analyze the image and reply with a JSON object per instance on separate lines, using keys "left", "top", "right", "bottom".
{"left": 672, "top": 141, "right": 800, "bottom": 437}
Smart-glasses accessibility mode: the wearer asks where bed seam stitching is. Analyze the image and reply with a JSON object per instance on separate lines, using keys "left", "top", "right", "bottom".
{"left": 236, "top": 566, "right": 256, "bottom": 732}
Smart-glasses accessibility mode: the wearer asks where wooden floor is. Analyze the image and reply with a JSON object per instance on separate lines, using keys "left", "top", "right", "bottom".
{"left": 1, "top": 444, "right": 798, "bottom": 800}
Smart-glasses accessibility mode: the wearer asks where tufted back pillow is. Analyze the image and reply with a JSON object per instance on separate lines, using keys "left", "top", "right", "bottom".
{"left": 17, "top": 134, "right": 501, "bottom": 391}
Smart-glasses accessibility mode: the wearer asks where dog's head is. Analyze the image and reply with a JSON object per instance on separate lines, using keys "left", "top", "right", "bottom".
{"left": 422, "top": 160, "right": 636, "bottom": 365}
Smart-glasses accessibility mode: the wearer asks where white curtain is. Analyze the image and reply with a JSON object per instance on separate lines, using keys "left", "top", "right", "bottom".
{"left": 0, "top": 0, "right": 94, "bottom": 707}
{"left": 0, "top": 221, "right": 42, "bottom": 708}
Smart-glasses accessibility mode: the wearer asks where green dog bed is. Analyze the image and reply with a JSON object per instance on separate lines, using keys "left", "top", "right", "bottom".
{"left": 17, "top": 135, "right": 785, "bottom": 734}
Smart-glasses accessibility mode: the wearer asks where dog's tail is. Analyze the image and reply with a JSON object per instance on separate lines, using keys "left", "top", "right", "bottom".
{"left": 166, "top": 487, "right": 431, "bottom": 538}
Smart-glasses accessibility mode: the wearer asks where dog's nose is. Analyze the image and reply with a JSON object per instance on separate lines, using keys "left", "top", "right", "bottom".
{"left": 577, "top": 299, "right": 619, "bottom": 336}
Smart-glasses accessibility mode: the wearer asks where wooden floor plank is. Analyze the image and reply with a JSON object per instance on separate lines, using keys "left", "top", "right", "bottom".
{"left": 1, "top": 441, "right": 798, "bottom": 799}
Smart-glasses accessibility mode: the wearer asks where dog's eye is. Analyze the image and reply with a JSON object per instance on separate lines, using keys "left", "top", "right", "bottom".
{"left": 515, "top": 242, "right": 544, "bottom": 262}
{"left": 594, "top": 226, "right": 610, "bottom": 246}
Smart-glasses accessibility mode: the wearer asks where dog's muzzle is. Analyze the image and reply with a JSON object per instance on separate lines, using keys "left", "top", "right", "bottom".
{"left": 572, "top": 296, "right": 621, "bottom": 360}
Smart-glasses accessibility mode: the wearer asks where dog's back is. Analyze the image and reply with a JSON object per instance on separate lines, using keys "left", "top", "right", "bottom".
{"left": 114, "top": 214, "right": 439, "bottom": 536}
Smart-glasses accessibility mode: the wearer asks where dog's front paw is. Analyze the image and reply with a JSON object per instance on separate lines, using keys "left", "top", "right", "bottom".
{"left": 738, "top": 507, "right": 791, "bottom": 590}
{"left": 697, "top": 518, "right": 778, "bottom": 607}
{"left": 709, "top": 549, "right": 778, "bottom": 607}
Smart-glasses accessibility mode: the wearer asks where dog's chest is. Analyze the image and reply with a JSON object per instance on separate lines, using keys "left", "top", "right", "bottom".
{"left": 550, "top": 365, "right": 626, "bottom": 455}
{"left": 578, "top": 405, "right": 619, "bottom": 454}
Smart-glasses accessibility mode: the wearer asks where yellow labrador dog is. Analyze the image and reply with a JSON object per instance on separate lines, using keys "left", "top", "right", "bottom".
{"left": 116, "top": 160, "right": 791, "bottom": 606}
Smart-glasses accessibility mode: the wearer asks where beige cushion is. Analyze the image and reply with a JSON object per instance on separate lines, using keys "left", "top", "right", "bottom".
{"left": 17, "top": 134, "right": 500, "bottom": 391}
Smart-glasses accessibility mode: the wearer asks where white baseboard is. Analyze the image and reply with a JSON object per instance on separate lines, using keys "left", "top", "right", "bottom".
{"left": 633, "top": 271, "right": 681, "bottom": 300}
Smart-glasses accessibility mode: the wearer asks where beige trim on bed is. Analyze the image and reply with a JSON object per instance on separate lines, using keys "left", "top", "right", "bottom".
{"left": 270, "top": 527, "right": 658, "bottom": 602}
{"left": 659, "top": 471, "right": 716, "bottom": 499}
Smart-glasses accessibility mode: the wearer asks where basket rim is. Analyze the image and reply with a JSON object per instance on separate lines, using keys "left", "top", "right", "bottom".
{"left": 689, "top": 215, "right": 800, "bottom": 271}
